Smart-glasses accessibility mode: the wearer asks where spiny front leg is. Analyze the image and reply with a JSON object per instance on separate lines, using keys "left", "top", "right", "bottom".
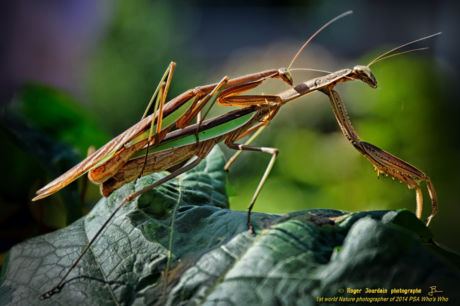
{"left": 323, "top": 88, "right": 438, "bottom": 225}
{"left": 176, "top": 76, "right": 229, "bottom": 129}
{"left": 355, "top": 141, "right": 438, "bottom": 225}
{"left": 217, "top": 79, "right": 286, "bottom": 108}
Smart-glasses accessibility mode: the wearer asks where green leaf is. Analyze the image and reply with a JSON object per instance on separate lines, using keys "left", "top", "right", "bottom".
{"left": 15, "top": 83, "right": 110, "bottom": 154}
{"left": 1, "top": 83, "right": 111, "bottom": 226}
{"left": 1, "top": 146, "right": 459, "bottom": 305}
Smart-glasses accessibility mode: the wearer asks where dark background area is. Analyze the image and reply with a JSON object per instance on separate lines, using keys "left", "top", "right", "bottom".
{"left": 1, "top": 0, "right": 460, "bottom": 267}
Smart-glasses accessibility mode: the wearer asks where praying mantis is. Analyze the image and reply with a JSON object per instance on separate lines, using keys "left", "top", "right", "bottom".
{"left": 34, "top": 11, "right": 441, "bottom": 299}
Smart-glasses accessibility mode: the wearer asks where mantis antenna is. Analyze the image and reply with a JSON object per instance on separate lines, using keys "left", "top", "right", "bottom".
{"left": 368, "top": 47, "right": 430, "bottom": 67}
{"left": 287, "top": 10, "right": 353, "bottom": 70}
{"left": 289, "top": 67, "right": 333, "bottom": 74}
{"left": 367, "top": 32, "right": 441, "bottom": 67}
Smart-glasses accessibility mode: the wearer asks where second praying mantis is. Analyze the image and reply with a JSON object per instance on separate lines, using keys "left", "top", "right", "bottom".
{"left": 34, "top": 11, "right": 441, "bottom": 299}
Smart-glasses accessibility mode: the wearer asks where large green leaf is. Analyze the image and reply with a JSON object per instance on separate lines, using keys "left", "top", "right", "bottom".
{"left": 14, "top": 83, "right": 110, "bottom": 154}
{"left": 0, "top": 83, "right": 112, "bottom": 235}
{"left": 1, "top": 147, "right": 459, "bottom": 305}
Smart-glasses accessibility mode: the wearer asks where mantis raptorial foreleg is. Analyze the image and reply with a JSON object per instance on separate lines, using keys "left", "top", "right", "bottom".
{"left": 322, "top": 87, "right": 437, "bottom": 225}
{"left": 218, "top": 80, "right": 273, "bottom": 105}
{"left": 193, "top": 77, "right": 229, "bottom": 127}
{"left": 218, "top": 82, "right": 283, "bottom": 107}
{"left": 355, "top": 140, "right": 438, "bottom": 225}
{"left": 176, "top": 70, "right": 291, "bottom": 129}
{"left": 176, "top": 76, "right": 228, "bottom": 128}
{"left": 226, "top": 140, "right": 279, "bottom": 233}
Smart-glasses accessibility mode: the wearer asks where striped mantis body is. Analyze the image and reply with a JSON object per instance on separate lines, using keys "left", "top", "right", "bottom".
{"left": 35, "top": 11, "right": 440, "bottom": 299}
{"left": 32, "top": 66, "right": 293, "bottom": 201}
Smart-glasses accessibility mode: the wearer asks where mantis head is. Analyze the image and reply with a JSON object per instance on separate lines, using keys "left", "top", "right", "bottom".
{"left": 352, "top": 65, "right": 377, "bottom": 88}
{"left": 356, "top": 32, "right": 441, "bottom": 90}
{"left": 351, "top": 33, "right": 442, "bottom": 90}
{"left": 278, "top": 68, "right": 294, "bottom": 86}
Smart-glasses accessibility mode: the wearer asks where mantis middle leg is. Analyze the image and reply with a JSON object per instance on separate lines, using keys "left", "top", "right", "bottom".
{"left": 224, "top": 125, "right": 266, "bottom": 171}
{"left": 226, "top": 139, "right": 279, "bottom": 233}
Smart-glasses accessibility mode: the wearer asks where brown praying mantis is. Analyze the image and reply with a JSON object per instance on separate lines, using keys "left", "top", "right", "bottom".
{"left": 35, "top": 11, "right": 441, "bottom": 299}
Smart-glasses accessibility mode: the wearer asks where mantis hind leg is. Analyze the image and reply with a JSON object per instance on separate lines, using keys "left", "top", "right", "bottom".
{"left": 86, "top": 62, "right": 176, "bottom": 184}
{"left": 139, "top": 62, "right": 176, "bottom": 178}
{"left": 142, "top": 62, "right": 176, "bottom": 121}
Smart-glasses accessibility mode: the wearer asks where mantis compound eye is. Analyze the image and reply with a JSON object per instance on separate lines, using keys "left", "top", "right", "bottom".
{"left": 353, "top": 65, "right": 377, "bottom": 88}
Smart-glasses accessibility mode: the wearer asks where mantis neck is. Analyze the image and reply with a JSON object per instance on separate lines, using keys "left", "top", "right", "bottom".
{"left": 279, "top": 68, "right": 354, "bottom": 104}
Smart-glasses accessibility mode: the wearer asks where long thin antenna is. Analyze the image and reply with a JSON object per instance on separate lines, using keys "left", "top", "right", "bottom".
{"left": 289, "top": 68, "right": 333, "bottom": 74}
{"left": 287, "top": 10, "right": 353, "bottom": 70}
{"left": 369, "top": 47, "right": 429, "bottom": 67}
{"left": 367, "top": 32, "right": 441, "bottom": 67}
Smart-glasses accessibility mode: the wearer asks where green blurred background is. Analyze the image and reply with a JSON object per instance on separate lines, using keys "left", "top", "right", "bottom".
{"left": 1, "top": 0, "right": 460, "bottom": 265}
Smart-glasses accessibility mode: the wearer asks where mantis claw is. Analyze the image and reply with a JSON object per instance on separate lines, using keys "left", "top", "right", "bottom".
{"left": 357, "top": 140, "right": 437, "bottom": 223}
{"left": 323, "top": 88, "right": 438, "bottom": 225}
